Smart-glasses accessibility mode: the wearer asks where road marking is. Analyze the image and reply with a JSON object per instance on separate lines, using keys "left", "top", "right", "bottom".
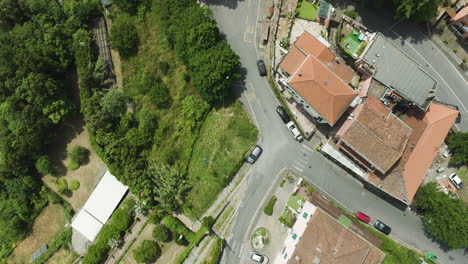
{"left": 294, "top": 159, "right": 307, "bottom": 166}
{"left": 293, "top": 166, "right": 304, "bottom": 172}
{"left": 386, "top": 27, "right": 468, "bottom": 112}
{"left": 302, "top": 144, "right": 313, "bottom": 152}
{"left": 245, "top": 15, "right": 248, "bottom": 25}
{"left": 412, "top": 26, "right": 468, "bottom": 87}
{"left": 239, "top": 81, "right": 259, "bottom": 129}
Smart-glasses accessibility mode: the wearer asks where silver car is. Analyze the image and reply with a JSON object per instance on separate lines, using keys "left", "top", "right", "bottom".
{"left": 250, "top": 252, "right": 269, "bottom": 263}
{"left": 449, "top": 173, "right": 464, "bottom": 189}
{"left": 246, "top": 145, "right": 263, "bottom": 164}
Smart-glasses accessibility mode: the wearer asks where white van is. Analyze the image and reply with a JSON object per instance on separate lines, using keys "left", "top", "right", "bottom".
{"left": 286, "top": 121, "right": 303, "bottom": 142}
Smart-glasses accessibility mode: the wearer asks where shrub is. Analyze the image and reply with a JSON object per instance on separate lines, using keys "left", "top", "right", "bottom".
{"left": 263, "top": 196, "right": 277, "bottom": 216}
{"left": 153, "top": 224, "right": 171, "bottom": 242}
{"left": 202, "top": 216, "right": 214, "bottom": 228}
{"left": 205, "top": 238, "right": 224, "bottom": 264}
{"left": 133, "top": 240, "right": 161, "bottom": 263}
{"left": 68, "top": 145, "right": 89, "bottom": 166}
{"left": 82, "top": 243, "right": 108, "bottom": 264}
{"left": 163, "top": 215, "right": 195, "bottom": 242}
{"left": 69, "top": 160, "right": 79, "bottom": 170}
{"left": 148, "top": 210, "right": 163, "bottom": 224}
{"left": 344, "top": 10, "right": 358, "bottom": 20}
{"left": 57, "top": 179, "right": 68, "bottom": 195}
{"left": 436, "top": 23, "right": 446, "bottom": 34}
{"left": 111, "top": 208, "right": 134, "bottom": 232}
{"left": 306, "top": 185, "right": 314, "bottom": 195}
{"left": 70, "top": 180, "right": 80, "bottom": 191}
{"left": 35, "top": 156, "right": 56, "bottom": 175}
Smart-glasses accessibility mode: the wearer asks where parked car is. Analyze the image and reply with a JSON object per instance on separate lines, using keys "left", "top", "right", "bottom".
{"left": 374, "top": 220, "right": 391, "bottom": 235}
{"left": 436, "top": 167, "right": 445, "bottom": 173}
{"left": 449, "top": 173, "right": 464, "bottom": 189}
{"left": 246, "top": 145, "right": 263, "bottom": 164}
{"left": 276, "top": 106, "right": 290, "bottom": 123}
{"left": 257, "top": 59, "right": 267, "bottom": 76}
{"left": 286, "top": 121, "right": 303, "bottom": 142}
{"left": 443, "top": 150, "right": 450, "bottom": 158}
{"left": 354, "top": 211, "right": 371, "bottom": 224}
{"left": 250, "top": 252, "right": 269, "bottom": 263}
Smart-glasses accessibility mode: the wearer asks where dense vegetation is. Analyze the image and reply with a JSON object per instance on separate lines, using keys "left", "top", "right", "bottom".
{"left": 132, "top": 240, "right": 161, "bottom": 263}
{"left": 448, "top": 132, "right": 468, "bottom": 165}
{"left": 412, "top": 182, "right": 468, "bottom": 249}
{"left": 362, "top": 0, "right": 445, "bottom": 23}
{"left": 0, "top": 0, "right": 99, "bottom": 258}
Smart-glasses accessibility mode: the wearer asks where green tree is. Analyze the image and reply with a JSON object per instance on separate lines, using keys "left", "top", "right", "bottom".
{"left": 68, "top": 145, "right": 89, "bottom": 166}
{"left": 70, "top": 180, "right": 80, "bottom": 191}
{"left": 180, "top": 95, "right": 210, "bottom": 130}
{"left": 152, "top": 224, "right": 170, "bottom": 242}
{"left": 394, "top": 0, "right": 444, "bottom": 23}
{"left": 448, "top": 132, "right": 468, "bottom": 165}
{"left": 145, "top": 162, "right": 191, "bottom": 211}
{"left": 132, "top": 240, "right": 161, "bottom": 263}
{"left": 109, "top": 14, "right": 138, "bottom": 58}
{"left": 113, "top": 0, "right": 145, "bottom": 13}
{"left": 412, "top": 182, "right": 468, "bottom": 248}
{"left": 35, "top": 156, "right": 56, "bottom": 175}
{"left": 111, "top": 208, "right": 134, "bottom": 232}
{"left": 63, "top": 0, "right": 100, "bottom": 25}
{"left": 0, "top": 0, "right": 31, "bottom": 29}
{"left": 57, "top": 179, "right": 68, "bottom": 195}
{"left": 101, "top": 88, "right": 128, "bottom": 117}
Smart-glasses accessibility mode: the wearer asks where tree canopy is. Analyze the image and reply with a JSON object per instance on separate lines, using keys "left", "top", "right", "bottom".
{"left": 448, "top": 132, "right": 468, "bottom": 165}
{"left": 109, "top": 14, "right": 139, "bottom": 58}
{"left": 412, "top": 182, "right": 468, "bottom": 249}
{"left": 132, "top": 240, "right": 161, "bottom": 263}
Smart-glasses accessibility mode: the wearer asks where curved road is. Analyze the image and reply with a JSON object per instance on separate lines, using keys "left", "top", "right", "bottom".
{"left": 206, "top": 0, "right": 468, "bottom": 263}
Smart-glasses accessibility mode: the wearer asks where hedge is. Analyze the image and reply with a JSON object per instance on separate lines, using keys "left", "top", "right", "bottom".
{"left": 204, "top": 237, "right": 224, "bottom": 264}
{"left": 263, "top": 196, "right": 277, "bottom": 216}
{"left": 174, "top": 226, "right": 209, "bottom": 264}
{"left": 32, "top": 228, "right": 72, "bottom": 264}
{"left": 162, "top": 215, "right": 196, "bottom": 242}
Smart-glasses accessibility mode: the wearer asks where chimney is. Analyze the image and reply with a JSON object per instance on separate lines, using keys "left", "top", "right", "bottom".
{"left": 298, "top": 72, "right": 302, "bottom": 77}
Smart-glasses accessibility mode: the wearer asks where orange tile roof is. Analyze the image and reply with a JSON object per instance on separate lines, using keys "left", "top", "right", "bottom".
{"left": 453, "top": 6, "right": 468, "bottom": 22}
{"left": 278, "top": 45, "right": 307, "bottom": 76}
{"left": 289, "top": 209, "right": 385, "bottom": 264}
{"left": 338, "top": 97, "right": 412, "bottom": 174}
{"left": 295, "top": 32, "right": 335, "bottom": 62}
{"left": 382, "top": 103, "right": 459, "bottom": 203}
{"left": 288, "top": 55, "right": 357, "bottom": 126}
{"left": 280, "top": 32, "right": 355, "bottom": 83}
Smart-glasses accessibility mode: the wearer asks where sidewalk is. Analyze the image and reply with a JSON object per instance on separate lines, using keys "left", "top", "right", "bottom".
{"left": 431, "top": 30, "right": 468, "bottom": 80}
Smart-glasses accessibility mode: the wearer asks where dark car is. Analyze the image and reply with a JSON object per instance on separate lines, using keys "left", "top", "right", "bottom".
{"left": 374, "top": 220, "right": 391, "bottom": 235}
{"left": 257, "top": 60, "right": 267, "bottom": 76}
{"left": 276, "top": 106, "right": 290, "bottom": 123}
{"left": 246, "top": 145, "right": 263, "bottom": 164}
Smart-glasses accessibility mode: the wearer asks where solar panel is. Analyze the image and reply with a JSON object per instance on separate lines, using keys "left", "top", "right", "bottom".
{"left": 31, "top": 244, "right": 48, "bottom": 262}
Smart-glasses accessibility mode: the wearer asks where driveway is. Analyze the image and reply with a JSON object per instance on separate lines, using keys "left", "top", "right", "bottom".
{"left": 205, "top": 1, "right": 468, "bottom": 264}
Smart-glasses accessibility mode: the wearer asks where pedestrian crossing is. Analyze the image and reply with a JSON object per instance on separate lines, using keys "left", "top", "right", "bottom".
{"left": 291, "top": 145, "right": 314, "bottom": 173}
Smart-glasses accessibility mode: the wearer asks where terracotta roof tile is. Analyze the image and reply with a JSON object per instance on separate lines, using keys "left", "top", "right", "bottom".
{"left": 339, "top": 97, "right": 412, "bottom": 173}
{"left": 380, "top": 103, "right": 459, "bottom": 203}
{"left": 295, "top": 32, "right": 335, "bottom": 62}
{"left": 289, "top": 209, "right": 385, "bottom": 264}
{"left": 279, "top": 45, "right": 307, "bottom": 76}
{"left": 288, "top": 55, "right": 357, "bottom": 125}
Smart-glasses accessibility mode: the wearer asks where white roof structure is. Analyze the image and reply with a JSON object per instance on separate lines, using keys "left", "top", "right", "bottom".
{"left": 71, "top": 210, "right": 103, "bottom": 242}
{"left": 274, "top": 201, "right": 317, "bottom": 264}
{"left": 71, "top": 171, "right": 128, "bottom": 242}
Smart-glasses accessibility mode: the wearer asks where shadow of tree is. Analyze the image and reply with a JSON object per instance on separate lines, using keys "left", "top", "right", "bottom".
{"left": 204, "top": 0, "right": 245, "bottom": 9}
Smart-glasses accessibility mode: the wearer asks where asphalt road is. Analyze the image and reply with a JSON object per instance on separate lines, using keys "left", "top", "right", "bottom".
{"left": 206, "top": 0, "right": 467, "bottom": 263}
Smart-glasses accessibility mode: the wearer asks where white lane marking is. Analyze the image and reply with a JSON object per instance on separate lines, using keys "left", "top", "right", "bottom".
{"left": 412, "top": 26, "right": 468, "bottom": 87}
{"left": 294, "top": 159, "right": 307, "bottom": 166}
{"left": 245, "top": 14, "right": 248, "bottom": 25}
{"left": 239, "top": 81, "right": 259, "bottom": 129}
{"left": 386, "top": 28, "right": 468, "bottom": 112}
{"left": 294, "top": 166, "right": 304, "bottom": 172}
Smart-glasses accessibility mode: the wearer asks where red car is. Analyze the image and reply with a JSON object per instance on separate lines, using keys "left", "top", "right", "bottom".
{"left": 355, "top": 211, "right": 371, "bottom": 224}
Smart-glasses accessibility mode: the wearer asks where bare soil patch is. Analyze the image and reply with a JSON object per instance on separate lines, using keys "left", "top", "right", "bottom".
{"left": 9, "top": 204, "right": 65, "bottom": 264}
{"left": 43, "top": 124, "right": 106, "bottom": 211}
{"left": 45, "top": 248, "right": 79, "bottom": 264}
{"left": 120, "top": 222, "right": 185, "bottom": 264}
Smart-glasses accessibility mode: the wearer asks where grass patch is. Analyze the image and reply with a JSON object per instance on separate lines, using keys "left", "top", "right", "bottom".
{"left": 341, "top": 32, "right": 362, "bottom": 54}
{"left": 263, "top": 196, "right": 277, "bottom": 216}
{"left": 280, "top": 179, "right": 286, "bottom": 188}
{"left": 214, "top": 206, "right": 234, "bottom": 231}
{"left": 202, "top": 237, "right": 224, "bottom": 264}
{"left": 456, "top": 166, "right": 468, "bottom": 203}
{"left": 297, "top": 1, "right": 319, "bottom": 21}
{"left": 184, "top": 102, "right": 257, "bottom": 217}
{"left": 287, "top": 193, "right": 305, "bottom": 212}
{"left": 279, "top": 208, "right": 297, "bottom": 228}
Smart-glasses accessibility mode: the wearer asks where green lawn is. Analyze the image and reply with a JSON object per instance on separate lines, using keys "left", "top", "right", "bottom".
{"left": 287, "top": 193, "right": 305, "bottom": 212}
{"left": 455, "top": 166, "right": 468, "bottom": 203}
{"left": 184, "top": 102, "right": 257, "bottom": 217}
{"left": 341, "top": 32, "right": 362, "bottom": 54}
{"left": 297, "top": 1, "right": 319, "bottom": 21}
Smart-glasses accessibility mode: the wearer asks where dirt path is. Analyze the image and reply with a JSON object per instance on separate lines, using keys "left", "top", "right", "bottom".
{"left": 105, "top": 17, "right": 123, "bottom": 91}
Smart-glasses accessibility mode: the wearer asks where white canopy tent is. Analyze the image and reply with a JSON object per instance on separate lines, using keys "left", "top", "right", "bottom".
{"left": 71, "top": 171, "right": 128, "bottom": 242}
